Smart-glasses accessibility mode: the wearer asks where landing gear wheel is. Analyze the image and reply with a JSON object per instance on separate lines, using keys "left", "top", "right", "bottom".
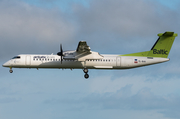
{"left": 9, "top": 69, "right": 13, "bottom": 73}
{"left": 83, "top": 68, "right": 88, "bottom": 73}
{"left": 84, "top": 73, "right": 89, "bottom": 79}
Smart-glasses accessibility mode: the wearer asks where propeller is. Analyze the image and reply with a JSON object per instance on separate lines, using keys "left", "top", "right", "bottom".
{"left": 57, "top": 44, "right": 64, "bottom": 64}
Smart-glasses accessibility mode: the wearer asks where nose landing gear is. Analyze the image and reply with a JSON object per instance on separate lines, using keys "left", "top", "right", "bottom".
{"left": 83, "top": 68, "right": 89, "bottom": 79}
{"left": 9, "top": 68, "right": 13, "bottom": 73}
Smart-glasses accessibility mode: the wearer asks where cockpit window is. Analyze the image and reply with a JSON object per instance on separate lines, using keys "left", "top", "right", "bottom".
{"left": 12, "top": 56, "right": 21, "bottom": 59}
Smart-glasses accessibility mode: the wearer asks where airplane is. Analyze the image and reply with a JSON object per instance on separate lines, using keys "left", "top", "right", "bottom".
{"left": 2, "top": 31, "right": 178, "bottom": 79}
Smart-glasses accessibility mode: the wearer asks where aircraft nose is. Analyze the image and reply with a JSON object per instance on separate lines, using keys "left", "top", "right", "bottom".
{"left": 2, "top": 61, "right": 10, "bottom": 67}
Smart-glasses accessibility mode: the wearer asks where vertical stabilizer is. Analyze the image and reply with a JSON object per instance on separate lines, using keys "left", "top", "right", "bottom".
{"left": 147, "top": 32, "right": 178, "bottom": 58}
{"left": 120, "top": 31, "right": 178, "bottom": 58}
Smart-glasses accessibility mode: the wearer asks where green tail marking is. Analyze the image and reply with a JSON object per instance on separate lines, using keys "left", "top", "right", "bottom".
{"left": 121, "top": 32, "right": 178, "bottom": 58}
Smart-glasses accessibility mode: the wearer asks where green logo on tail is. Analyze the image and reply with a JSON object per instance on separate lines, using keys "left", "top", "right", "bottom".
{"left": 153, "top": 49, "right": 168, "bottom": 55}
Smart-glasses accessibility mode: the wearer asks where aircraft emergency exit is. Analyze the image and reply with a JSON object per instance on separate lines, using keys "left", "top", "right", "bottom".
{"left": 2, "top": 32, "right": 178, "bottom": 79}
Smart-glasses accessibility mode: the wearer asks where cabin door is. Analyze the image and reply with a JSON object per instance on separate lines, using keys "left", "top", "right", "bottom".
{"left": 26, "top": 56, "right": 31, "bottom": 65}
{"left": 116, "top": 57, "right": 121, "bottom": 66}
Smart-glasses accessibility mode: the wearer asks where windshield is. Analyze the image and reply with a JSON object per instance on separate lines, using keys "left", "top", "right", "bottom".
{"left": 12, "top": 56, "right": 21, "bottom": 59}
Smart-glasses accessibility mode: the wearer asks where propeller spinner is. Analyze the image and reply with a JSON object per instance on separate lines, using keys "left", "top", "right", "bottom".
{"left": 57, "top": 44, "right": 64, "bottom": 64}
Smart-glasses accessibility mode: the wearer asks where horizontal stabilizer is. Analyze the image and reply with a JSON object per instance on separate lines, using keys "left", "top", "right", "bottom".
{"left": 158, "top": 32, "right": 178, "bottom": 37}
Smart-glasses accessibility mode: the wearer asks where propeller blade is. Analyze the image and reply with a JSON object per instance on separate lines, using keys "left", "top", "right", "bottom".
{"left": 57, "top": 44, "right": 63, "bottom": 64}
{"left": 57, "top": 44, "right": 63, "bottom": 56}
{"left": 61, "top": 56, "right": 63, "bottom": 64}
{"left": 60, "top": 44, "right": 63, "bottom": 54}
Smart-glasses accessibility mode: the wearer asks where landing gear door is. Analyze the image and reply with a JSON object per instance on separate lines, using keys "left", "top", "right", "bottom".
{"left": 116, "top": 57, "right": 121, "bottom": 66}
{"left": 26, "top": 56, "right": 31, "bottom": 65}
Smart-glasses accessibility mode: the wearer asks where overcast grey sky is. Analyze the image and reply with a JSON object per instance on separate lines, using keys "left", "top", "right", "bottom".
{"left": 0, "top": 0, "right": 180, "bottom": 119}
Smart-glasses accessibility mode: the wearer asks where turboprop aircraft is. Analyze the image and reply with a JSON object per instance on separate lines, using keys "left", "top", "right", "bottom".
{"left": 2, "top": 31, "right": 178, "bottom": 79}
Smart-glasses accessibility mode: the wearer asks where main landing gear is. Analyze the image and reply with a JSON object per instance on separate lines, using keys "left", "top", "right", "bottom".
{"left": 9, "top": 68, "right": 13, "bottom": 73}
{"left": 83, "top": 68, "right": 89, "bottom": 79}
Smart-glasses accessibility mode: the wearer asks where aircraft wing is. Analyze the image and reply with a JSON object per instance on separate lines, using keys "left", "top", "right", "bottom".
{"left": 76, "top": 41, "right": 103, "bottom": 61}
{"left": 64, "top": 41, "right": 103, "bottom": 61}
{"left": 76, "top": 41, "right": 91, "bottom": 53}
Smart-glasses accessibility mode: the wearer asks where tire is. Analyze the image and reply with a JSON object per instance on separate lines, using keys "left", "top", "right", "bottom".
{"left": 83, "top": 68, "right": 88, "bottom": 73}
{"left": 9, "top": 70, "right": 13, "bottom": 73}
{"left": 84, "top": 73, "right": 89, "bottom": 79}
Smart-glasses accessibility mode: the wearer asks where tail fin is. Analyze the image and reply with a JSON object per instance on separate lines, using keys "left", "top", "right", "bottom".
{"left": 147, "top": 32, "right": 178, "bottom": 58}
{"left": 121, "top": 32, "right": 178, "bottom": 58}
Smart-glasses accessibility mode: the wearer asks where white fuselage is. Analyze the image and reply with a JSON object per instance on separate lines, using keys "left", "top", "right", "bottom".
{"left": 3, "top": 54, "right": 169, "bottom": 69}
